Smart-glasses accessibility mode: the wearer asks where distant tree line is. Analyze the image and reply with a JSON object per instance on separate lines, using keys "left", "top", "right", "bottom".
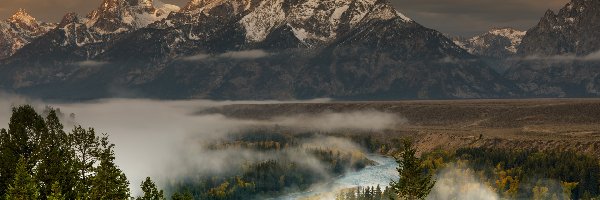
{"left": 167, "top": 132, "right": 377, "bottom": 199}
{"left": 419, "top": 147, "right": 600, "bottom": 200}
{"left": 456, "top": 148, "right": 600, "bottom": 199}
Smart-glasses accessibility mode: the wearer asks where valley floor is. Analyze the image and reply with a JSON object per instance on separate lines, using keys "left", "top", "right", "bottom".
{"left": 204, "top": 98, "right": 600, "bottom": 157}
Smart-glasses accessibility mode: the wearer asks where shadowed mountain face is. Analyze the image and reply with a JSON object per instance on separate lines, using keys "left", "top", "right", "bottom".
{"left": 504, "top": 0, "right": 600, "bottom": 98}
{"left": 0, "top": 0, "right": 598, "bottom": 100}
{"left": 1, "top": 0, "right": 513, "bottom": 100}
{"left": 519, "top": 0, "right": 600, "bottom": 56}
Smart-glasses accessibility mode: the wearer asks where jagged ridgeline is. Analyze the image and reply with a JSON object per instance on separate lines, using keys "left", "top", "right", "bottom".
{"left": 0, "top": 0, "right": 599, "bottom": 100}
{"left": 0, "top": 9, "right": 56, "bottom": 59}
{"left": 0, "top": 0, "right": 510, "bottom": 100}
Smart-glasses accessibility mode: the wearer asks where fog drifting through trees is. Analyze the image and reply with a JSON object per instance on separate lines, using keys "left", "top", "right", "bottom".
{"left": 0, "top": 94, "right": 404, "bottom": 196}
{"left": 3, "top": 92, "right": 586, "bottom": 200}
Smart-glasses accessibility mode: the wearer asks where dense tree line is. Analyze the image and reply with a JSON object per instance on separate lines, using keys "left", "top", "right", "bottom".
{"left": 456, "top": 148, "right": 600, "bottom": 199}
{"left": 335, "top": 186, "right": 397, "bottom": 200}
{"left": 0, "top": 105, "right": 165, "bottom": 200}
{"left": 420, "top": 147, "right": 600, "bottom": 200}
{"left": 168, "top": 143, "right": 375, "bottom": 199}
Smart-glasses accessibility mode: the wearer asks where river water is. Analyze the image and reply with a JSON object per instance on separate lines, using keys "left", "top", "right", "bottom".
{"left": 274, "top": 154, "right": 399, "bottom": 200}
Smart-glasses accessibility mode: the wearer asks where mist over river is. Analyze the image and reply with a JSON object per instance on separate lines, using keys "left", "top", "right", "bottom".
{"left": 274, "top": 154, "right": 399, "bottom": 200}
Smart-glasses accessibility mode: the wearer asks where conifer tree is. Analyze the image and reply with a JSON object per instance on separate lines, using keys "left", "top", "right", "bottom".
{"left": 47, "top": 182, "right": 65, "bottom": 200}
{"left": 88, "top": 136, "right": 130, "bottom": 200}
{"left": 374, "top": 185, "right": 382, "bottom": 199}
{"left": 70, "top": 126, "right": 100, "bottom": 197}
{"left": 171, "top": 191, "right": 193, "bottom": 200}
{"left": 136, "top": 177, "right": 165, "bottom": 200}
{"left": 389, "top": 139, "right": 435, "bottom": 200}
{"left": 5, "top": 157, "right": 39, "bottom": 200}
{"left": 0, "top": 105, "right": 46, "bottom": 195}
{"left": 36, "top": 109, "right": 78, "bottom": 199}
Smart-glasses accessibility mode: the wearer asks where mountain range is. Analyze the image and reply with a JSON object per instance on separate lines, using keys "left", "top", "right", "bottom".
{"left": 0, "top": 0, "right": 598, "bottom": 100}
{"left": 0, "top": 9, "right": 56, "bottom": 60}
{"left": 453, "top": 27, "right": 526, "bottom": 59}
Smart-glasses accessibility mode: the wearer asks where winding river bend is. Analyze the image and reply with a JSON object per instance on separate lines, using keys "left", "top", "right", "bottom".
{"left": 274, "top": 154, "right": 399, "bottom": 200}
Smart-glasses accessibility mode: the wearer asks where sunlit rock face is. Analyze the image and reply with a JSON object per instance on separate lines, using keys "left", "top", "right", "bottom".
{"left": 0, "top": 9, "right": 56, "bottom": 59}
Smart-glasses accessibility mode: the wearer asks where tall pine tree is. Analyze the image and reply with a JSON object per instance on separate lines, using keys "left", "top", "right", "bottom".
{"left": 46, "top": 182, "right": 65, "bottom": 200}
{"left": 171, "top": 191, "right": 193, "bottom": 200}
{"left": 36, "top": 109, "right": 78, "bottom": 199}
{"left": 88, "top": 136, "right": 130, "bottom": 200}
{"left": 136, "top": 177, "right": 165, "bottom": 200}
{"left": 389, "top": 139, "right": 435, "bottom": 200}
{"left": 0, "top": 105, "right": 46, "bottom": 196}
{"left": 5, "top": 157, "right": 39, "bottom": 200}
{"left": 70, "top": 126, "right": 100, "bottom": 198}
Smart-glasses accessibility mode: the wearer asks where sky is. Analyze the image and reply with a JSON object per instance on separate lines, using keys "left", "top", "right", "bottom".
{"left": 0, "top": 0, "right": 569, "bottom": 37}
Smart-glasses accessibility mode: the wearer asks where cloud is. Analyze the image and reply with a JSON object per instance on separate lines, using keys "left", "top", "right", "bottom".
{"left": 428, "top": 166, "right": 499, "bottom": 200}
{"left": 439, "top": 56, "right": 460, "bottom": 63}
{"left": 0, "top": 96, "right": 399, "bottom": 196}
{"left": 180, "top": 50, "right": 272, "bottom": 61}
{"left": 583, "top": 50, "right": 600, "bottom": 60}
{"left": 518, "top": 50, "right": 600, "bottom": 62}
{"left": 75, "top": 60, "right": 108, "bottom": 67}
{"left": 179, "top": 53, "right": 210, "bottom": 61}
{"left": 267, "top": 111, "right": 404, "bottom": 132}
{"left": 218, "top": 49, "right": 271, "bottom": 59}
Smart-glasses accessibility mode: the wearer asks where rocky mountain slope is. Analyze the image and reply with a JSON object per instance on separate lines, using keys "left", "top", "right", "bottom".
{"left": 5, "top": 0, "right": 179, "bottom": 63}
{"left": 519, "top": 0, "right": 600, "bottom": 56}
{"left": 0, "top": 9, "right": 56, "bottom": 59}
{"left": 2, "top": 0, "right": 599, "bottom": 100}
{"left": 0, "top": 0, "right": 518, "bottom": 100}
{"left": 453, "top": 28, "right": 526, "bottom": 59}
{"left": 504, "top": 0, "right": 600, "bottom": 98}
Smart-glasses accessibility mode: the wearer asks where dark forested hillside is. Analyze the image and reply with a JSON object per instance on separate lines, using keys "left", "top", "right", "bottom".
{"left": 0, "top": 105, "right": 130, "bottom": 199}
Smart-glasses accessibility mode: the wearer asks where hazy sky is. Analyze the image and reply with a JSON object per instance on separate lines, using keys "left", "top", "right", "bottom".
{"left": 0, "top": 0, "right": 569, "bottom": 36}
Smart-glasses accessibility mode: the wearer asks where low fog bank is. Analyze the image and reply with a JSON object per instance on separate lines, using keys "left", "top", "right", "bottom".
{"left": 428, "top": 166, "right": 499, "bottom": 200}
{"left": 0, "top": 93, "right": 404, "bottom": 195}
{"left": 0, "top": 93, "right": 511, "bottom": 200}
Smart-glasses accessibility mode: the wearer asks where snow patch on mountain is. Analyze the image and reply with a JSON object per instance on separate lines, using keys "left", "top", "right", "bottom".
{"left": 240, "top": 0, "right": 286, "bottom": 43}
{"left": 283, "top": 0, "right": 410, "bottom": 44}
{"left": 0, "top": 9, "right": 56, "bottom": 59}
{"left": 454, "top": 28, "right": 525, "bottom": 58}
{"left": 487, "top": 28, "right": 526, "bottom": 53}
{"left": 54, "top": 0, "right": 180, "bottom": 51}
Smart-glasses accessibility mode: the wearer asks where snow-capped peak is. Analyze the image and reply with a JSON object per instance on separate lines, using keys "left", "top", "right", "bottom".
{"left": 239, "top": 0, "right": 413, "bottom": 44}
{"left": 8, "top": 9, "right": 39, "bottom": 28}
{"left": 454, "top": 27, "right": 526, "bottom": 57}
{"left": 183, "top": 0, "right": 215, "bottom": 11}
{"left": 86, "top": 0, "right": 180, "bottom": 33}
{"left": 1, "top": 8, "right": 57, "bottom": 59}
{"left": 488, "top": 27, "right": 526, "bottom": 39}
{"left": 138, "top": 0, "right": 154, "bottom": 7}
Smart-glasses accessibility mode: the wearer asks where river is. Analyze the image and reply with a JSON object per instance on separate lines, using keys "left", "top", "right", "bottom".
{"left": 274, "top": 154, "right": 399, "bottom": 200}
